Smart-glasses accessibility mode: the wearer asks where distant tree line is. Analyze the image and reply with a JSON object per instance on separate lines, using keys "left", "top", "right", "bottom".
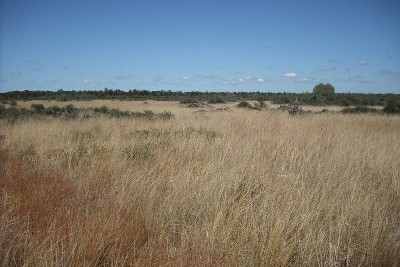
{"left": 1, "top": 87, "right": 399, "bottom": 107}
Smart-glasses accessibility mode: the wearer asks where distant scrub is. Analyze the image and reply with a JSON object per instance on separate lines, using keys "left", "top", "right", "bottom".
{"left": 342, "top": 106, "right": 380, "bottom": 114}
{"left": 1, "top": 89, "right": 399, "bottom": 107}
{"left": 383, "top": 101, "right": 400, "bottom": 114}
{"left": 92, "top": 106, "right": 174, "bottom": 120}
{"left": 237, "top": 99, "right": 267, "bottom": 110}
{"left": 0, "top": 104, "right": 174, "bottom": 122}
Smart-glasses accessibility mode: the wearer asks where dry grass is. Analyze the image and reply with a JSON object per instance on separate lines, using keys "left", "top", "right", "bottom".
{"left": 1, "top": 101, "right": 399, "bottom": 266}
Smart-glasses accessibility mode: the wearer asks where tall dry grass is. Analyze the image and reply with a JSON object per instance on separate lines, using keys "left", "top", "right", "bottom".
{"left": 1, "top": 102, "right": 399, "bottom": 266}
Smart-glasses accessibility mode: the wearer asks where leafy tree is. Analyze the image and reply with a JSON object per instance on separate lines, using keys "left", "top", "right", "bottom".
{"left": 313, "top": 83, "right": 335, "bottom": 101}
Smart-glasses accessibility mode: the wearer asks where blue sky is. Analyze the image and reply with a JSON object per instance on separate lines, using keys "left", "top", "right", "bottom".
{"left": 1, "top": 0, "right": 399, "bottom": 93}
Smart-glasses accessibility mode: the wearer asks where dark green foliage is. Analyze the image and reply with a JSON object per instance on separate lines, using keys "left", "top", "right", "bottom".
{"left": 254, "top": 99, "right": 267, "bottom": 109}
{"left": 208, "top": 96, "right": 225, "bottom": 104}
{"left": 0, "top": 89, "right": 399, "bottom": 107}
{"left": 179, "top": 98, "right": 199, "bottom": 104}
{"left": 31, "top": 104, "right": 45, "bottom": 113}
{"left": 157, "top": 111, "right": 174, "bottom": 120}
{"left": 92, "top": 106, "right": 173, "bottom": 120}
{"left": 383, "top": 101, "right": 400, "bottom": 114}
{"left": 237, "top": 101, "right": 252, "bottom": 108}
{"left": 237, "top": 100, "right": 267, "bottom": 110}
{"left": 10, "top": 100, "right": 17, "bottom": 106}
{"left": 93, "top": 106, "right": 110, "bottom": 114}
{"left": 313, "top": 83, "right": 335, "bottom": 102}
{"left": 342, "top": 106, "right": 379, "bottom": 114}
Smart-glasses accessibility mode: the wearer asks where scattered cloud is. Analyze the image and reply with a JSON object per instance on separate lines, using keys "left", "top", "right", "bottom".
{"left": 83, "top": 80, "right": 90, "bottom": 84}
{"left": 380, "top": 69, "right": 400, "bottom": 82}
{"left": 328, "top": 59, "right": 338, "bottom": 63}
{"left": 33, "top": 67, "right": 43, "bottom": 72}
{"left": 98, "top": 80, "right": 113, "bottom": 84}
{"left": 284, "top": 72, "right": 296, "bottom": 78}
{"left": 300, "top": 77, "right": 312, "bottom": 82}
{"left": 26, "top": 60, "right": 40, "bottom": 64}
{"left": 215, "top": 65, "right": 224, "bottom": 70}
{"left": 257, "top": 78, "right": 265, "bottom": 83}
{"left": 44, "top": 80, "right": 59, "bottom": 84}
{"left": 181, "top": 76, "right": 190, "bottom": 80}
{"left": 115, "top": 75, "right": 126, "bottom": 80}
{"left": 63, "top": 66, "right": 70, "bottom": 70}
{"left": 358, "top": 61, "right": 368, "bottom": 65}
{"left": 0, "top": 79, "right": 7, "bottom": 83}
{"left": 317, "top": 67, "right": 337, "bottom": 72}
{"left": 152, "top": 75, "right": 164, "bottom": 83}
{"left": 380, "top": 69, "right": 399, "bottom": 76}
{"left": 263, "top": 44, "right": 272, "bottom": 49}
{"left": 10, "top": 70, "right": 23, "bottom": 76}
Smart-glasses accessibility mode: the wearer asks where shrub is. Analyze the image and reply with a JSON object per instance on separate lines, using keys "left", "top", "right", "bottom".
{"left": 237, "top": 101, "right": 252, "bottom": 108}
{"left": 383, "top": 102, "right": 400, "bottom": 114}
{"left": 158, "top": 111, "right": 174, "bottom": 120}
{"left": 31, "top": 104, "right": 45, "bottom": 113}
{"left": 93, "top": 106, "right": 110, "bottom": 114}
{"left": 208, "top": 97, "right": 225, "bottom": 104}
{"left": 10, "top": 100, "right": 17, "bottom": 106}
{"left": 254, "top": 99, "right": 268, "bottom": 109}
{"left": 342, "top": 106, "right": 379, "bottom": 114}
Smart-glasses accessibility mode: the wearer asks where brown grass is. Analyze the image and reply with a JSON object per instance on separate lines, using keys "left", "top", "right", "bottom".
{"left": 1, "top": 101, "right": 399, "bottom": 266}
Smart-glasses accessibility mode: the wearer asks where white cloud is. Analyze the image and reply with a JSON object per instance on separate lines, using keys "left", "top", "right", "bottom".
{"left": 83, "top": 80, "right": 90, "bottom": 84}
{"left": 301, "top": 77, "right": 312, "bottom": 82}
{"left": 358, "top": 61, "right": 368, "bottom": 65}
{"left": 257, "top": 78, "right": 265, "bottom": 82}
{"left": 284, "top": 72, "right": 296, "bottom": 78}
{"left": 181, "top": 76, "right": 190, "bottom": 80}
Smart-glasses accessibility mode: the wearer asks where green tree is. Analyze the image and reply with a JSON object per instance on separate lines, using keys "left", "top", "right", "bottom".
{"left": 313, "top": 83, "right": 335, "bottom": 102}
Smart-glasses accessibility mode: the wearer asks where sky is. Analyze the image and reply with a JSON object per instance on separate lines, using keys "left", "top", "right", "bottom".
{"left": 0, "top": 0, "right": 399, "bottom": 93}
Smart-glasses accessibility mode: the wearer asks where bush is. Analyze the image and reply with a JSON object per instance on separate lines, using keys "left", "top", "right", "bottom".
{"left": 383, "top": 102, "right": 400, "bottom": 114}
{"left": 254, "top": 99, "right": 267, "bottom": 109}
{"left": 208, "top": 97, "right": 225, "bottom": 104}
{"left": 342, "top": 106, "right": 379, "bottom": 114}
{"left": 237, "top": 101, "right": 252, "bottom": 108}
{"left": 10, "top": 100, "right": 17, "bottom": 106}
{"left": 31, "top": 104, "right": 45, "bottom": 113}
{"left": 158, "top": 111, "right": 174, "bottom": 120}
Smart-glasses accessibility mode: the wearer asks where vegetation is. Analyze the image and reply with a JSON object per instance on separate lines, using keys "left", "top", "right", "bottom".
{"left": 383, "top": 100, "right": 400, "bottom": 114}
{"left": 237, "top": 99, "right": 267, "bottom": 110}
{"left": 0, "top": 103, "right": 173, "bottom": 122}
{"left": 1, "top": 88, "right": 399, "bottom": 107}
{"left": 342, "top": 106, "right": 379, "bottom": 114}
{"left": 0, "top": 100, "right": 399, "bottom": 266}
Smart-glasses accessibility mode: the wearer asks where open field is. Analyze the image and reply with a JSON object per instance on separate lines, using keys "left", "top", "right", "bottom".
{"left": 1, "top": 101, "right": 399, "bottom": 266}
{"left": 13, "top": 99, "right": 354, "bottom": 113}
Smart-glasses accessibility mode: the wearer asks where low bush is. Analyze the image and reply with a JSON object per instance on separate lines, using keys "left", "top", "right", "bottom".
{"left": 383, "top": 102, "right": 400, "bottom": 114}
{"left": 342, "top": 106, "right": 379, "bottom": 114}
{"left": 237, "top": 101, "right": 252, "bottom": 108}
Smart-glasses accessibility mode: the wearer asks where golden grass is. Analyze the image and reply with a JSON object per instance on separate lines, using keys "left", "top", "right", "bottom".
{"left": 1, "top": 101, "right": 399, "bottom": 266}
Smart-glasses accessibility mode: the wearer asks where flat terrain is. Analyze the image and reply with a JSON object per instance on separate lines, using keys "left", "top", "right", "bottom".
{"left": 1, "top": 100, "right": 399, "bottom": 266}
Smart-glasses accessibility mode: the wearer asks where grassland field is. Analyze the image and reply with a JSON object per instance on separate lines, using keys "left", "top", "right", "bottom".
{"left": 0, "top": 100, "right": 399, "bottom": 266}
